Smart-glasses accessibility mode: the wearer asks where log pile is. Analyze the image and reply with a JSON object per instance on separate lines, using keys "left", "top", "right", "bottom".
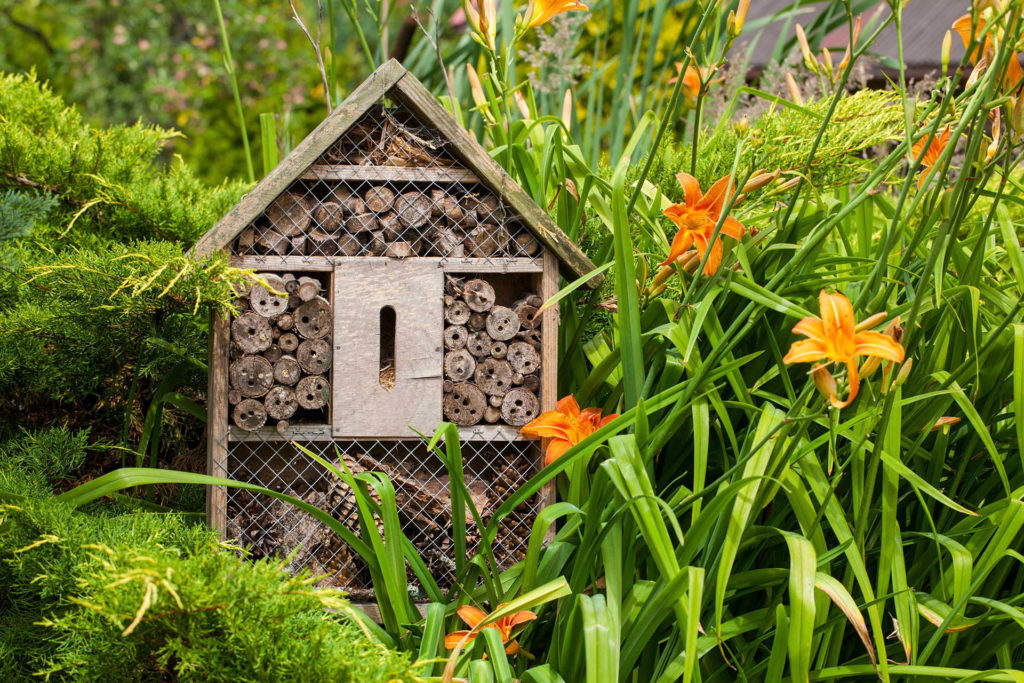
{"left": 229, "top": 272, "right": 331, "bottom": 431}
{"left": 235, "top": 184, "right": 541, "bottom": 259}
{"left": 442, "top": 278, "right": 542, "bottom": 427}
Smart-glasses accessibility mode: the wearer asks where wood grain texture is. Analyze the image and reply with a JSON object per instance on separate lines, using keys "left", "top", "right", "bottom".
{"left": 206, "top": 311, "right": 230, "bottom": 537}
{"left": 539, "top": 251, "right": 559, "bottom": 513}
{"left": 300, "top": 164, "right": 479, "bottom": 184}
{"left": 333, "top": 258, "right": 442, "bottom": 437}
{"left": 388, "top": 70, "right": 602, "bottom": 288}
{"left": 231, "top": 256, "right": 543, "bottom": 274}
{"left": 192, "top": 59, "right": 406, "bottom": 257}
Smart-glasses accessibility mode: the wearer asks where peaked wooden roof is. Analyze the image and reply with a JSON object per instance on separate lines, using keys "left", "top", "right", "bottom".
{"left": 194, "top": 59, "right": 600, "bottom": 287}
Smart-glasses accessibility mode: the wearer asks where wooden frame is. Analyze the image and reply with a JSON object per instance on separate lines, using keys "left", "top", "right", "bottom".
{"left": 203, "top": 59, "right": 583, "bottom": 611}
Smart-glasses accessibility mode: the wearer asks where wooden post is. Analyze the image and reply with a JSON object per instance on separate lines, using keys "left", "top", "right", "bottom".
{"left": 207, "top": 309, "right": 230, "bottom": 537}
{"left": 539, "top": 251, "right": 559, "bottom": 515}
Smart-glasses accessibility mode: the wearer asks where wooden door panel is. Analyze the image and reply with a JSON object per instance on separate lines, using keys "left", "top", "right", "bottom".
{"left": 332, "top": 259, "right": 443, "bottom": 437}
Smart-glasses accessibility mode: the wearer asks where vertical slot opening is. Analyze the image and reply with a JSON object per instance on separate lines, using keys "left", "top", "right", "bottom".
{"left": 379, "top": 305, "right": 396, "bottom": 390}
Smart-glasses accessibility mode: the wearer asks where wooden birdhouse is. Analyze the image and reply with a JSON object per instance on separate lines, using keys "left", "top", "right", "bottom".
{"left": 194, "top": 60, "right": 598, "bottom": 600}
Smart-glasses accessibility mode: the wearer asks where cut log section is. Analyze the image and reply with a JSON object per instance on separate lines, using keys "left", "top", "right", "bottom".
{"left": 294, "top": 297, "right": 331, "bottom": 339}
{"left": 361, "top": 231, "right": 387, "bottom": 256}
{"left": 327, "top": 186, "right": 365, "bottom": 215}
{"left": 296, "top": 375, "right": 330, "bottom": 409}
{"left": 296, "top": 276, "right": 321, "bottom": 302}
{"left": 233, "top": 399, "right": 268, "bottom": 431}
{"left": 443, "top": 382, "right": 486, "bottom": 426}
{"left": 255, "top": 228, "right": 288, "bottom": 255}
{"left": 278, "top": 333, "right": 299, "bottom": 353}
{"left": 264, "top": 386, "right": 298, "bottom": 420}
{"left": 347, "top": 213, "right": 379, "bottom": 233}
{"left": 444, "top": 300, "right": 470, "bottom": 325}
{"left": 250, "top": 281, "right": 289, "bottom": 319}
{"left": 489, "top": 341, "right": 508, "bottom": 359}
{"left": 484, "top": 406, "right": 501, "bottom": 423}
{"left": 486, "top": 306, "right": 520, "bottom": 341}
{"left": 474, "top": 358, "right": 514, "bottom": 397}
{"left": 501, "top": 388, "right": 540, "bottom": 426}
{"left": 522, "top": 374, "right": 540, "bottom": 392}
{"left": 394, "top": 192, "right": 432, "bottom": 228}
{"left": 513, "top": 301, "right": 540, "bottom": 330}
{"left": 467, "top": 313, "right": 486, "bottom": 331}
{"left": 512, "top": 230, "right": 541, "bottom": 256}
{"left": 265, "top": 192, "right": 311, "bottom": 236}
{"left": 231, "top": 312, "right": 273, "bottom": 354}
{"left": 444, "top": 325, "right": 468, "bottom": 350}
{"left": 228, "top": 389, "right": 242, "bottom": 405}
{"left": 385, "top": 241, "right": 416, "bottom": 259}
{"left": 230, "top": 356, "right": 275, "bottom": 398}
{"left": 308, "top": 228, "right": 340, "bottom": 256}
{"left": 274, "top": 355, "right": 302, "bottom": 385}
{"left": 508, "top": 341, "right": 540, "bottom": 375}
{"left": 263, "top": 344, "right": 283, "bottom": 364}
{"left": 364, "top": 186, "right": 396, "bottom": 213}
{"left": 463, "top": 279, "right": 495, "bottom": 312}
{"left": 297, "top": 338, "right": 331, "bottom": 374}
{"left": 465, "top": 224, "right": 510, "bottom": 256}
{"left": 312, "top": 201, "right": 345, "bottom": 231}
{"left": 276, "top": 313, "right": 294, "bottom": 330}
{"left": 466, "top": 330, "right": 492, "bottom": 358}
{"left": 444, "top": 349, "right": 476, "bottom": 382}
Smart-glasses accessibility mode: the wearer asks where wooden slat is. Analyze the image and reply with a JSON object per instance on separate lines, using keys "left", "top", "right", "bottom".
{"left": 539, "top": 252, "right": 560, "bottom": 513}
{"left": 228, "top": 425, "right": 333, "bottom": 442}
{"left": 231, "top": 255, "right": 335, "bottom": 271}
{"left": 389, "top": 71, "right": 602, "bottom": 288}
{"left": 192, "top": 59, "right": 407, "bottom": 257}
{"left": 333, "top": 259, "right": 443, "bottom": 438}
{"left": 300, "top": 164, "right": 479, "bottom": 184}
{"left": 207, "top": 311, "right": 230, "bottom": 537}
{"left": 456, "top": 425, "right": 533, "bottom": 442}
{"left": 231, "top": 255, "right": 542, "bottom": 274}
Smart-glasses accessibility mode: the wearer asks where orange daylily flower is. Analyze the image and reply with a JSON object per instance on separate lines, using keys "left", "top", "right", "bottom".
{"left": 952, "top": 11, "right": 1023, "bottom": 91}
{"left": 520, "top": 0, "right": 588, "bottom": 30}
{"left": 660, "top": 172, "right": 746, "bottom": 276}
{"left": 444, "top": 604, "right": 537, "bottom": 654}
{"left": 783, "top": 291, "right": 906, "bottom": 409}
{"left": 669, "top": 62, "right": 721, "bottom": 105}
{"left": 520, "top": 395, "right": 618, "bottom": 466}
{"left": 910, "top": 125, "right": 952, "bottom": 188}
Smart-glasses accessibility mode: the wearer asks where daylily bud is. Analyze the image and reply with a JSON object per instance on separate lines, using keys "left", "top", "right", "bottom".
{"left": 941, "top": 30, "right": 952, "bottom": 75}
{"left": 786, "top": 73, "right": 804, "bottom": 105}
{"left": 1009, "top": 96, "right": 1024, "bottom": 138}
{"left": 795, "top": 24, "right": 817, "bottom": 71}
{"left": 652, "top": 264, "right": 675, "bottom": 290}
{"left": 811, "top": 365, "right": 840, "bottom": 405}
{"left": 734, "top": 116, "right": 750, "bottom": 138}
{"left": 735, "top": 0, "right": 750, "bottom": 35}
{"left": 822, "top": 47, "right": 834, "bottom": 80}
{"left": 777, "top": 176, "right": 801, "bottom": 192}
{"left": 464, "top": 0, "right": 497, "bottom": 51}
{"left": 986, "top": 108, "right": 1002, "bottom": 164}
{"left": 561, "top": 89, "right": 573, "bottom": 134}
{"left": 838, "top": 16, "right": 861, "bottom": 75}
{"left": 929, "top": 416, "right": 962, "bottom": 432}
{"left": 727, "top": 10, "right": 739, "bottom": 40}
{"left": 893, "top": 358, "right": 913, "bottom": 388}
{"left": 855, "top": 311, "right": 889, "bottom": 332}
{"left": 742, "top": 169, "right": 780, "bottom": 193}
{"left": 514, "top": 90, "right": 531, "bottom": 121}
{"left": 679, "top": 250, "right": 701, "bottom": 274}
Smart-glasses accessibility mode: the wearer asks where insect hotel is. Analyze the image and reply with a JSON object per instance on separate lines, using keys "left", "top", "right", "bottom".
{"left": 193, "top": 60, "right": 598, "bottom": 599}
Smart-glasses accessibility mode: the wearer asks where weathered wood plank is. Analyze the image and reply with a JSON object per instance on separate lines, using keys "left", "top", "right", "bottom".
{"left": 389, "top": 71, "right": 602, "bottom": 288}
{"left": 539, "top": 252, "right": 559, "bottom": 513}
{"left": 300, "top": 164, "right": 479, "bottom": 184}
{"left": 192, "top": 60, "right": 407, "bottom": 257}
{"left": 228, "top": 424, "right": 333, "bottom": 442}
{"left": 333, "top": 258, "right": 443, "bottom": 438}
{"left": 207, "top": 311, "right": 230, "bottom": 537}
{"left": 230, "top": 255, "right": 542, "bottom": 274}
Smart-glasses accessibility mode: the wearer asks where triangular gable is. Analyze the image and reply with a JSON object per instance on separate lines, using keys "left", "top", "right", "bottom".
{"left": 193, "top": 59, "right": 599, "bottom": 286}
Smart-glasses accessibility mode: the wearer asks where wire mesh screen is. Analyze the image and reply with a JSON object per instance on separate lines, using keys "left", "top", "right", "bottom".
{"left": 220, "top": 435, "right": 542, "bottom": 600}
{"left": 231, "top": 104, "right": 542, "bottom": 264}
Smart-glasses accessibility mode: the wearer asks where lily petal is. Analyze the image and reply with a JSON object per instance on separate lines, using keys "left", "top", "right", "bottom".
{"left": 720, "top": 216, "right": 746, "bottom": 240}
{"left": 445, "top": 630, "right": 475, "bottom": 649}
{"left": 544, "top": 438, "right": 572, "bottom": 466}
{"left": 819, "top": 290, "right": 855, "bottom": 350}
{"left": 675, "top": 172, "right": 702, "bottom": 205}
{"left": 783, "top": 339, "right": 830, "bottom": 364}
{"left": 457, "top": 605, "right": 488, "bottom": 628}
{"left": 659, "top": 227, "right": 695, "bottom": 268}
{"left": 505, "top": 611, "right": 539, "bottom": 629}
{"left": 555, "top": 394, "right": 581, "bottom": 420}
{"left": 702, "top": 236, "right": 724, "bottom": 276}
{"left": 853, "top": 330, "right": 905, "bottom": 362}
{"left": 520, "top": 414, "right": 572, "bottom": 440}
{"left": 793, "top": 317, "right": 827, "bottom": 343}
{"left": 700, "top": 175, "right": 734, "bottom": 213}
{"left": 831, "top": 359, "right": 860, "bottom": 409}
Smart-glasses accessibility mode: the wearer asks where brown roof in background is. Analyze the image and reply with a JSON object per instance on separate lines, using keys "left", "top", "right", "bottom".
{"left": 741, "top": 0, "right": 969, "bottom": 73}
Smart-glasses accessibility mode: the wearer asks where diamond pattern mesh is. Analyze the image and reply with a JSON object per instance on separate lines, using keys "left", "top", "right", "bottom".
{"left": 217, "top": 433, "right": 542, "bottom": 600}
{"left": 231, "top": 104, "right": 542, "bottom": 264}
